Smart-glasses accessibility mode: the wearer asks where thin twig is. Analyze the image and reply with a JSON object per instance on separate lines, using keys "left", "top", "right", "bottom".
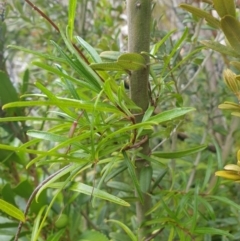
{"left": 24, "top": 0, "right": 59, "bottom": 32}
{"left": 24, "top": 0, "right": 90, "bottom": 65}
{"left": 80, "top": 211, "right": 100, "bottom": 231}
{"left": 123, "top": 135, "right": 149, "bottom": 150}
{"left": 14, "top": 164, "right": 72, "bottom": 241}
{"left": 144, "top": 228, "right": 164, "bottom": 241}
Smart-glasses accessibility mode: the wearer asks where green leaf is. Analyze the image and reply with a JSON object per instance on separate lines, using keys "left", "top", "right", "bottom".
{"left": 36, "top": 164, "right": 78, "bottom": 201}
{"left": 46, "top": 230, "right": 65, "bottom": 241}
{"left": 0, "top": 71, "right": 20, "bottom": 115}
{"left": 201, "top": 40, "right": 240, "bottom": 58}
{"left": 122, "top": 151, "right": 143, "bottom": 203}
{"left": 202, "top": 158, "right": 213, "bottom": 190}
{"left": 13, "top": 179, "right": 34, "bottom": 199}
{"left": 161, "top": 28, "right": 189, "bottom": 78}
{"left": 209, "top": 195, "right": 240, "bottom": 211}
{"left": 78, "top": 230, "right": 109, "bottom": 241}
{"left": 117, "top": 53, "right": 147, "bottom": 70}
{"left": 31, "top": 205, "right": 47, "bottom": 241}
{"left": 151, "top": 29, "right": 176, "bottom": 55}
{"left": 0, "top": 149, "right": 24, "bottom": 166}
{"left": 152, "top": 144, "right": 207, "bottom": 159}
{"left": 30, "top": 190, "right": 48, "bottom": 214}
{"left": 2, "top": 99, "right": 122, "bottom": 114}
{"left": 8, "top": 45, "right": 66, "bottom": 63}
{"left": 107, "top": 219, "right": 137, "bottom": 241}
{"left": 179, "top": 4, "right": 220, "bottom": 28}
{"left": 148, "top": 107, "right": 195, "bottom": 123}
{"left": 221, "top": 15, "right": 240, "bottom": 53}
{"left": 2, "top": 184, "right": 16, "bottom": 205}
{"left": 27, "top": 130, "right": 68, "bottom": 143}
{"left": 106, "top": 181, "right": 133, "bottom": 193}
{"left": 68, "top": 0, "right": 77, "bottom": 40}
{"left": 90, "top": 62, "right": 125, "bottom": 71}
{"left": 58, "top": 28, "right": 102, "bottom": 90}
{"left": 213, "top": 0, "right": 236, "bottom": 18}
{"left": 69, "top": 182, "right": 130, "bottom": 206}
{"left": 197, "top": 196, "right": 215, "bottom": 220}
{"left": 33, "top": 61, "right": 100, "bottom": 93}
{"left": 35, "top": 81, "right": 76, "bottom": 117}
{"left": 105, "top": 164, "right": 127, "bottom": 182}
{"left": 21, "top": 68, "right": 29, "bottom": 94}
{"left": 139, "top": 165, "right": 152, "bottom": 193}
{"left": 100, "top": 51, "right": 122, "bottom": 61}
{"left": 194, "top": 227, "right": 234, "bottom": 238}
{"left": 91, "top": 53, "right": 147, "bottom": 71}
{"left": 0, "top": 199, "right": 25, "bottom": 222}
{"left": 75, "top": 36, "right": 102, "bottom": 63}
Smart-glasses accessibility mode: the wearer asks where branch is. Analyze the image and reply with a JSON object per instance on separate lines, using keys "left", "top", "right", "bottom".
{"left": 14, "top": 164, "right": 72, "bottom": 241}
{"left": 24, "top": 0, "right": 90, "bottom": 64}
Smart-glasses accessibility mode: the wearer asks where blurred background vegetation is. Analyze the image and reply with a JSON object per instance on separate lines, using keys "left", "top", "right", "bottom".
{"left": 1, "top": 0, "right": 240, "bottom": 240}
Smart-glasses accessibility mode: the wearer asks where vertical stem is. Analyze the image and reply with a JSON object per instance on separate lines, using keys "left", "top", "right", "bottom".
{"left": 127, "top": 1, "right": 151, "bottom": 240}
{"left": 127, "top": 0, "right": 151, "bottom": 120}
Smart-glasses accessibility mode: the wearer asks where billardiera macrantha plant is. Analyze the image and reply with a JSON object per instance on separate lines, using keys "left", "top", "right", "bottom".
{"left": 216, "top": 69, "right": 240, "bottom": 181}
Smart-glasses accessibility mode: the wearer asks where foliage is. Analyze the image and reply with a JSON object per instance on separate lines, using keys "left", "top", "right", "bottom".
{"left": 181, "top": 0, "right": 240, "bottom": 182}
{"left": 1, "top": 1, "right": 240, "bottom": 241}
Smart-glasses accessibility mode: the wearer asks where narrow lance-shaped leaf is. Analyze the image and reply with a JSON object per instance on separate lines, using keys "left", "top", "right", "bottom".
{"left": 179, "top": 4, "right": 220, "bottom": 28}
{"left": 161, "top": 28, "right": 188, "bottom": 78}
{"left": 139, "top": 165, "right": 152, "bottom": 193}
{"left": 91, "top": 53, "right": 147, "bottom": 71}
{"left": 35, "top": 81, "right": 75, "bottom": 118}
{"left": 90, "top": 62, "right": 126, "bottom": 71}
{"left": 69, "top": 182, "right": 130, "bottom": 207}
{"left": 36, "top": 164, "right": 78, "bottom": 201}
{"left": 31, "top": 206, "right": 47, "bottom": 241}
{"left": 152, "top": 144, "right": 207, "bottom": 159}
{"left": 107, "top": 219, "right": 137, "bottom": 241}
{"left": 27, "top": 130, "right": 68, "bottom": 143}
{"left": 100, "top": 51, "right": 122, "bottom": 62}
{"left": 78, "top": 230, "right": 109, "bottom": 241}
{"left": 33, "top": 61, "right": 100, "bottom": 92}
{"left": 148, "top": 107, "right": 195, "bottom": 123}
{"left": 194, "top": 227, "right": 234, "bottom": 239}
{"left": 151, "top": 29, "right": 176, "bottom": 55}
{"left": 213, "top": 0, "right": 236, "bottom": 18}
{"left": 8, "top": 45, "right": 66, "bottom": 63}
{"left": 201, "top": 40, "right": 240, "bottom": 58}
{"left": 62, "top": 27, "right": 103, "bottom": 89}
{"left": 117, "top": 53, "right": 147, "bottom": 70}
{"left": 68, "top": 0, "right": 77, "bottom": 40}
{"left": 75, "top": 36, "right": 102, "bottom": 63}
{"left": 2, "top": 99, "right": 123, "bottom": 114}
{"left": 0, "top": 71, "right": 20, "bottom": 115}
{"left": 0, "top": 199, "right": 25, "bottom": 222}
{"left": 122, "top": 151, "right": 143, "bottom": 203}
{"left": 221, "top": 15, "right": 240, "bottom": 53}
